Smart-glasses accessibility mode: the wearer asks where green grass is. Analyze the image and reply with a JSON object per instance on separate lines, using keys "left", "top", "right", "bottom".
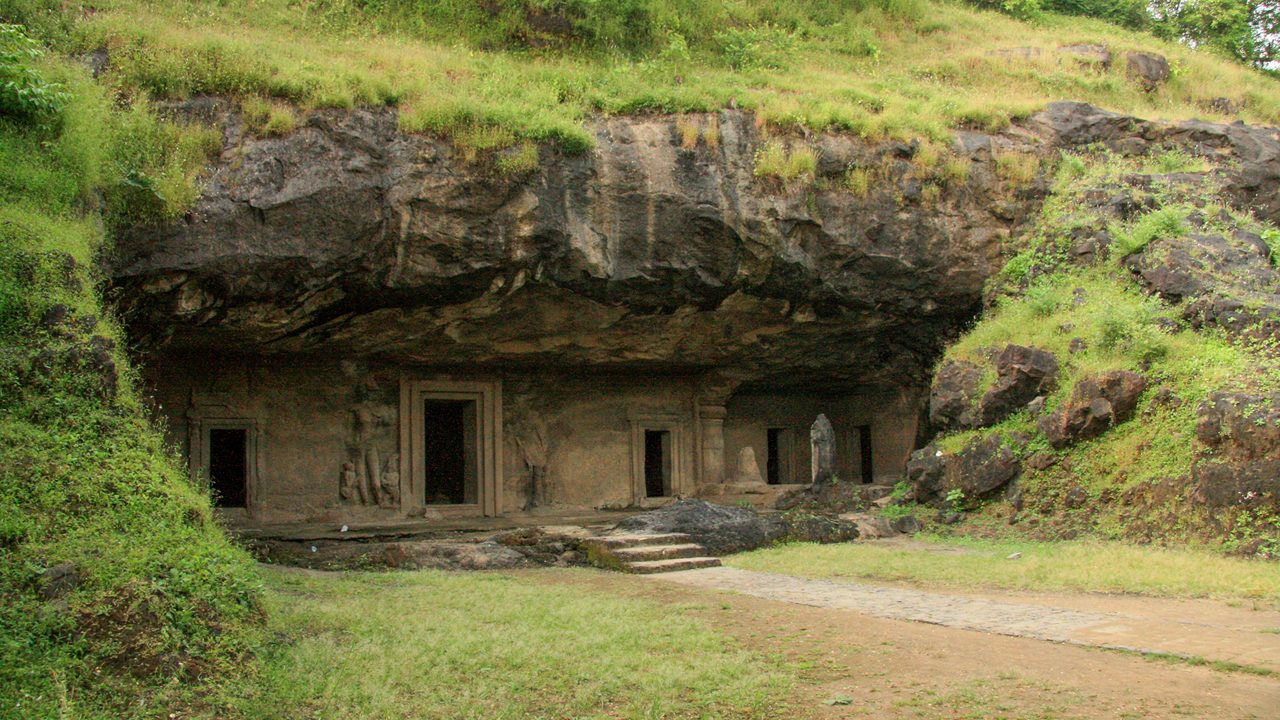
{"left": 1, "top": 42, "right": 261, "bottom": 720}
{"left": 726, "top": 537, "right": 1280, "bottom": 602}
{"left": 6, "top": 0, "right": 1279, "bottom": 152}
{"left": 231, "top": 568, "right": 792, "bottom": 720}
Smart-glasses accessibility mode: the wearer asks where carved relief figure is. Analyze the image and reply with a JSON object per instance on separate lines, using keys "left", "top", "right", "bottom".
{"left": 380, "top": 453, "right": 401, "bottom": 507}
{"left": 514, "top": 410, "right": 549, "bottom": 508}
{"left": 340, "top": 461, "right": 360, "bottom": 503}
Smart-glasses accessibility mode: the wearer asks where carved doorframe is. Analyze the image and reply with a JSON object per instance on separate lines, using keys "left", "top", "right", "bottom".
{"left": 187, "top": 416, "right": 260, "bottom": 514}
{"left": 628, "top": 411, "right": 688, "bottom": 506}
{"left": 399, "top": 378, "right": 502, "bottom": 517}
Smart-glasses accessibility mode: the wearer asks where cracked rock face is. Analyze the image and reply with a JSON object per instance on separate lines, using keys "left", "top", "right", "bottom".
{"left": 109, "top": 102, "right": 1280, "bottom": 392}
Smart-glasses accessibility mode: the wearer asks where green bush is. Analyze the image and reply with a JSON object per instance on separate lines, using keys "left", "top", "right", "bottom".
{"left": 0, "top": 23, "right": 68, "bottom": 119}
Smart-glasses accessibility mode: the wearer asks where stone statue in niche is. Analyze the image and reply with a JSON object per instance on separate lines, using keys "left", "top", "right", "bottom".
{"left": 339, "top": 461, "right": 362, "bottom": 504}
{"left": 349, "top": 376, "right": 394, "bottom": 507}
{"left": 515, "top": 413, "right": 549, "bottom": 508}
{"left": 733, "top": 446, "right": 765, "bottom": 485}
{"left": 379, "top": 453, "right": 401, "bottom": 507}
{"left": 810, "top": 413, "right": 835, "bottom": 483}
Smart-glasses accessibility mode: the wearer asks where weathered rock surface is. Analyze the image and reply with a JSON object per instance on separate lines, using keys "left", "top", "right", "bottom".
{"left": 1039, "top": 371, "right": 1147, "bottom": 448}
{"left": 1125, "top": 52, "right": 1170, "bottom": 90}
{"left": 110, "top": 102, "right": 1280, "bottom": 392}
{"left": 928, "top": 360, "right": 983, "bottom": 432}
{"left": 977, "top": 345, "right": 1058, "bottom": 426}
{"left": 1192, "top": 392, "right": 1280, "bottom": 508}
{"left": 613, "top": 499, "right": 857, "bottom": 554}
{"left": 908, "top": 434, "right": 1022, "bottom": 503}
{"left": 253, "top": 537, "right": 532, "bottom": 570}
{"left": 1125, "top": 227, "right": 1280, "bottom": 339}
{"left": 614, "top": 499, "right": 785, "bottom": 555}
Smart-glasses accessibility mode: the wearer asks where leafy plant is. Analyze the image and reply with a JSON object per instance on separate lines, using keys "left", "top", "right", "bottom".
{"left": 945, "top": 488, "right": 966, "bottom": 512}
{"left": 0, "top": 23, "right": 68, "bottom": 120}
{"left": 1112, "top": 206, "right": 1188, "bottom": 258}
{"left": 714, "top": 24, "right": 796, "bottom": 70}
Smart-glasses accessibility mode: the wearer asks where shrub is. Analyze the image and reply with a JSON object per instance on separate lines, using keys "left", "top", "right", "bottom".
{"left": 0, "top": 23, "right": 69, "bottom": 120}
{"left": 715, "top": 24, "right": 796, "bottom": 70}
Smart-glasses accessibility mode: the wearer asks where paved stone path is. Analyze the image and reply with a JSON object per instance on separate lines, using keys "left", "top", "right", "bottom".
{"left": 651, "top": 566, "right": 1280, "bottom": 670}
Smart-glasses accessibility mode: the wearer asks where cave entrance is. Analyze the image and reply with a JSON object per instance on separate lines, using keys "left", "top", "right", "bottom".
{"left": 423, "top": 399, "right": 477, "bottom": 505}
{"left": 644, "top": 430, "right": 672, "bottom": 498}
{"left": 197, "top": 420, "right": 255, "bottom": 510}
{"left": 855, "top": 424, "right": 874, "bottom": 483}
{"left": 208, "top": 427, "right": 248, "bottom": 507}
{"left": 405, "top": 380, "right": 502, "bottom": 517}
{"left": 766, "top": 427, "right": 793, "bottom": 485}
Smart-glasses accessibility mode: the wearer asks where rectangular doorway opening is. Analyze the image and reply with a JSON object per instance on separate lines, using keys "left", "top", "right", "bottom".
{"left": 208, "top": 427, "right": 248, "bottom": 508}
{"left": 423, "top": 399, "right": 478, "bottom": 505}
{"left": 766, "top": 427, "right": 792, "bottom": 485}
{"left": 644, "top": 430, "right": 672, "bottom": 498}
{"left": 857, "top": 424, "right": 874, "bottom": 484}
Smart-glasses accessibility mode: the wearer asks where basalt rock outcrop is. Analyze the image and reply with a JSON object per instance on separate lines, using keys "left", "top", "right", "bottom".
{"left": 109, "top": 102, "right": 1280, "bottom": 392}
{"left": 1194, "top": 392, "right": 1280, "bottom": 509}
{"left": 1039, "top": 371, "right": 1147, "bottom": 448}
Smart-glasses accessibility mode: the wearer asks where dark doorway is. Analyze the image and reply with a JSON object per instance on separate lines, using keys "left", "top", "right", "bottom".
{"left": 208, "top": 428, "right": 248, "bottom": 508}
{"left": 424, "top": 399, "right": 478, "bottom": 505}
{"left": 858, "top": 424, "right": 874, "bottom": 484}
{"left": 766, "top": 428, "right": 791, "bottom": 485}
{"left": 644, "top": 430, "right": 672, "bottom": 498}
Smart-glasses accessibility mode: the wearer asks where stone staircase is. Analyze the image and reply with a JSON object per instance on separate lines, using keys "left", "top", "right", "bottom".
{"left": 583, "top": 532, "right": 721, "bottom": 574}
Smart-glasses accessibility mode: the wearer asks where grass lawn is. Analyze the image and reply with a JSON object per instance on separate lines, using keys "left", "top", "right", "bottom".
{"left": 725, "top": 537, "right": 1280, "bottom": 603}
{"left": 228, "top": 567, "right": 793, "bottom": 720}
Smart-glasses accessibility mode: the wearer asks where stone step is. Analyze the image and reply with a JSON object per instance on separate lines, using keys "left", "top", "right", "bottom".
{"left": 860, "top": 484, "right": 897, "bottom": 502}
{"left": 624, "top": 556, "right": 722, "bottom": 574}
{"left": 584, "top": 532, "right": 694, "bottom": 549}
{"left": 612, "top": 543, "right": 707, "bottom": 562}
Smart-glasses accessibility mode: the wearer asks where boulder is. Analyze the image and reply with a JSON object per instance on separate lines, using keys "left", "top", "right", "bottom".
{"left": 777, "top": 512, "right": 860, "bottom": 545}
{"left": 1059, "top": 44, "right": 1111, "bottom": 69}
{"left": 908, "top": 435, "right": 1021, "bottom": 503}
{"left": 929, "top": 360, "right": 983, "bottom": 432}
{"left": 1125, "top": 52, "right": 1170, "bottom": 90}
{"left": 907, "top": 443, "right": 948, "bottom": 501}
{"left": 1192, "top": 460, "right": 1280, "bottom": 508}
{"left": 1195, "top": 391, "right": 1280, "bottom": 460}
{"left": 951, "top": 435, "right": 1022, "bottom": 497}
{"left": 977, "top": 345, "right": 1058, "bottom": 426}
{"left": 613, "top": 499, "right": 786, "bottom": 555}
{"left": 1039, "top": 370, "right": 1146, "bottom": 448}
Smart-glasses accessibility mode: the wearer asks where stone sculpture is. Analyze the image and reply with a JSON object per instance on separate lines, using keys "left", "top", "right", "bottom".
{"left": 380, "top": 454, "right": 401, "bottom": 507}
{"left": 810, "top": 414, "right": 835, "bottom": 483}
{"left": 340, "top": 461, "right": 360, "bottom": 503}
{"left": 733, "top": 446, "right": 764, "bottom": 485}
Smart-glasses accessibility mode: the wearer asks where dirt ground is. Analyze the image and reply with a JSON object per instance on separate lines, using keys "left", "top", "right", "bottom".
{"left": 529, "top": 569, "right": 1280, "bottom": 720}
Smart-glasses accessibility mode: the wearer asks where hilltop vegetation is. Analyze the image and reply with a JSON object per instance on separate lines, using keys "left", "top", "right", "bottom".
{"left": 4, "top": 0, "right": 1279, "bottom": 155}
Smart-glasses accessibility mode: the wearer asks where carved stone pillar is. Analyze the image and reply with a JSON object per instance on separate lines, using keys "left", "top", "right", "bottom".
{"left": 698, "top": 404, "right": 728, "bottom": 488}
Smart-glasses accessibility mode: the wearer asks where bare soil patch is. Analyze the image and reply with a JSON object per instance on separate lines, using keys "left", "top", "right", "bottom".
{"left": 530, "top": 568, "right": 1280, "bottom": 719}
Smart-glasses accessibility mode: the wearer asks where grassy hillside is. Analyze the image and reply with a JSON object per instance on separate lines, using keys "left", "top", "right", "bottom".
{"left": 918, "top": 149, "right": 1280, "bottom": 554}
{"left": 6, "top": 0, "right": 1279, "bottom": 155}
{"left": 0, "top": 28, "right": 262, "bottom": 719}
